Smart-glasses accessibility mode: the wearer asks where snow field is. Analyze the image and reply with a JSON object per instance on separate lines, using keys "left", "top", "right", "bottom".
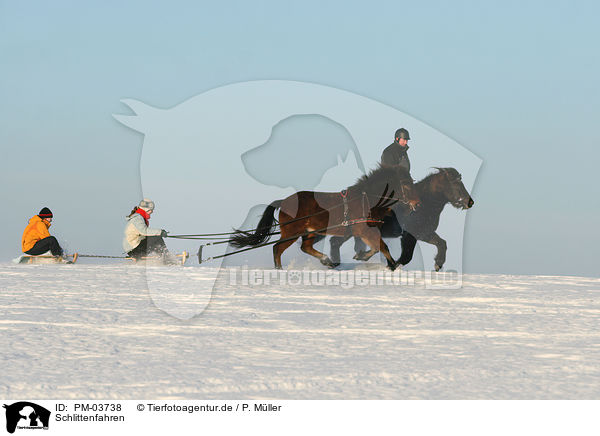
{"left": 1, "top": 264, "right": 598, "bottom": 399}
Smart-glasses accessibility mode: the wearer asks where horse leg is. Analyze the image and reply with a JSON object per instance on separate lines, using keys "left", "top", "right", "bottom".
{"left": 311, "top": 234, "right": 328, "bottom": 260}
{"left": 353, "top": 213, "right": 397, "bottom": 260}
{"left": 378, "top": 238, "right": 397, "bottom": 270}
{"left": 329, "top": 234, "right": 351, "bottom": 266}
{"left": 354, "top": 238, "right": 378, "bottom": 261}
{"left": 360, "top": 227, "right": 398, "bottom": 271}
{"left": 354, "top": 227, "right": 397, "bottom": 270}
{"left": 352, "top": 237, "right": 370, "bottom": 260}
{"left": 397, "top": 232, "right": 417, "bottom": 266}
{"left": 301, "top": 234, "right": 336, "bottom": 268}
{"left": 351, "top": 225, "right": 380, "bottom": 261}
{"left": 312, "top": 234, "right": 326, "bottom": 244}
{"left": 273, "top": 236, "right": 299, "bottom": 269}
{"left": 421, "top": 232, "right": 447, "bottom": 271}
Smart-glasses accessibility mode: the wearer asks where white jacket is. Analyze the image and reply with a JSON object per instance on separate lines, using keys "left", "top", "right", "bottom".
{"left": 122, "top": 213, "right": 162, "bottom": 252}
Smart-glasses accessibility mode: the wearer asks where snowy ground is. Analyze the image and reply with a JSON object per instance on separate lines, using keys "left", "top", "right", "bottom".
{"left": 1, "top": 262, "right": 599, "bottom": 399}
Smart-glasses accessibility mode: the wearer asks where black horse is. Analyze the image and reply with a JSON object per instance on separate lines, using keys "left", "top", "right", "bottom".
{"left": 330, "top": 167, "right": 474, "bottom": 271}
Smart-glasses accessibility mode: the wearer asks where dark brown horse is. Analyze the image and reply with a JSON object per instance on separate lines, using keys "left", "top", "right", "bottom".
{"left": 330, "top": 167, "right": 474, "bottom": 270}
{"left": 230, "top": 165, "right": 420, "bottom": 270}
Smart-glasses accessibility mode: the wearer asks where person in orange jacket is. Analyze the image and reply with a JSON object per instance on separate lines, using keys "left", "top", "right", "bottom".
{"left": 21, "top": 207, "right": 64, "bottom": 256}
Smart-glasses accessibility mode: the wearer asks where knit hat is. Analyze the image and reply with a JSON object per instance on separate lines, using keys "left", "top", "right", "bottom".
{"left": 138, "top": 198, "right": 155, "bottom": 212}
{"left": 38, "top": 207, "right": 53, "bottom": 219}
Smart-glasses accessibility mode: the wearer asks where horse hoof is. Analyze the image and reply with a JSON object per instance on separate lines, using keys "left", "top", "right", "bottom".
{"left": 320, "top": 257, "right": 334, "bottom": 267}
{"left": 329, "top": 262, "right": 340, "bottom": 269}
{"left": 353, "top": 251, "right": 368, "bottom": 261}
{"left": 434, "top": 264, "right": 442, "bottom": 272}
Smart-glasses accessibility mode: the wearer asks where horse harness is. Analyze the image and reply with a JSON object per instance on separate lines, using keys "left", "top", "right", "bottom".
{"left": 339, "top": 189, "right": 384, "bottom": 228}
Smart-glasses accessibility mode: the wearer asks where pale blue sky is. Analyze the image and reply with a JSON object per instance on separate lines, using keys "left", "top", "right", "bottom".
{"left": 1, "top": 1, "right": 598, "bottom": 276}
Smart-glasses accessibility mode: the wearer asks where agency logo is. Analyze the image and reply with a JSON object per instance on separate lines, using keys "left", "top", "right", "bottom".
{"left": 115, "top": 80, "right": 481, "bottom": 319}
{"left": 3, "top": 402, "right": 50, "bottom": 434}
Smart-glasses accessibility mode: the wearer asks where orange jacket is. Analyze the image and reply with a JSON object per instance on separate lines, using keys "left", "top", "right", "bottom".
{"left": 22, "top": 215, "right": 51, "bottom": 252}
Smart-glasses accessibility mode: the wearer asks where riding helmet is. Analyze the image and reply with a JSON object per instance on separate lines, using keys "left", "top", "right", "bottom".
{"left": 395, "top": 128, "right": 410, "bottom": 141}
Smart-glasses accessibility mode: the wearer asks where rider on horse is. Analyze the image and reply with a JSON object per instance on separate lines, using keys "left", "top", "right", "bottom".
{"left": 381, "top": 128, "right": 411, "bottom": 172}
{"left": 352, "top": 128, "right": 413, "bottom": 254}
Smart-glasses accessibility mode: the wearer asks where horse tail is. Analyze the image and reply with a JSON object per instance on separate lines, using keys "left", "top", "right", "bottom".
{"left": 230, "top": 200, "right": 283, "bottom": 248}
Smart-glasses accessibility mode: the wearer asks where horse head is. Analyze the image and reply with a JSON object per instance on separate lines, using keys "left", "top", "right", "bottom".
{"left": 435, "top": 168, "right": 474, "bottom": 210}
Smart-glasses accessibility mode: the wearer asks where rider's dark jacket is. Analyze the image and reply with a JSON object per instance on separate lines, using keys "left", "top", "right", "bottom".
{"left": 380, "top": 143, "right": 410, "bottom": 172}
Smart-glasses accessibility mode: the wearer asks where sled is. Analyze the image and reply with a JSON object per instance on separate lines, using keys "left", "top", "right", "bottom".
{"left": 125, "top": 251, "right": 189, "bottom": 266}
{"left": 13, "top": 253, "right": 79, "bottom": 265}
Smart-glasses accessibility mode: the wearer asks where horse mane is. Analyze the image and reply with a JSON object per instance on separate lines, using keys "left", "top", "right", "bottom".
{"left": 417, "top": 167, "right": 460, "bottom": 186}
{"left": 350, "top": 164, "right": 412, "bottom": 192}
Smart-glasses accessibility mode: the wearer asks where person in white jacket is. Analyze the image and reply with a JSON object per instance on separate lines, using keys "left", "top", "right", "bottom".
{"left": 123, "top": 198, "right": 170, "bottom": 260}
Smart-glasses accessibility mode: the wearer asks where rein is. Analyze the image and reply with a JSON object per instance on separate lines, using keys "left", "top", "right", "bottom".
{"left": 198, "top": 219, "right": 378, "bottom": 264}
{"left": 168, "top": 185, "right": 409, "bottom": 240}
